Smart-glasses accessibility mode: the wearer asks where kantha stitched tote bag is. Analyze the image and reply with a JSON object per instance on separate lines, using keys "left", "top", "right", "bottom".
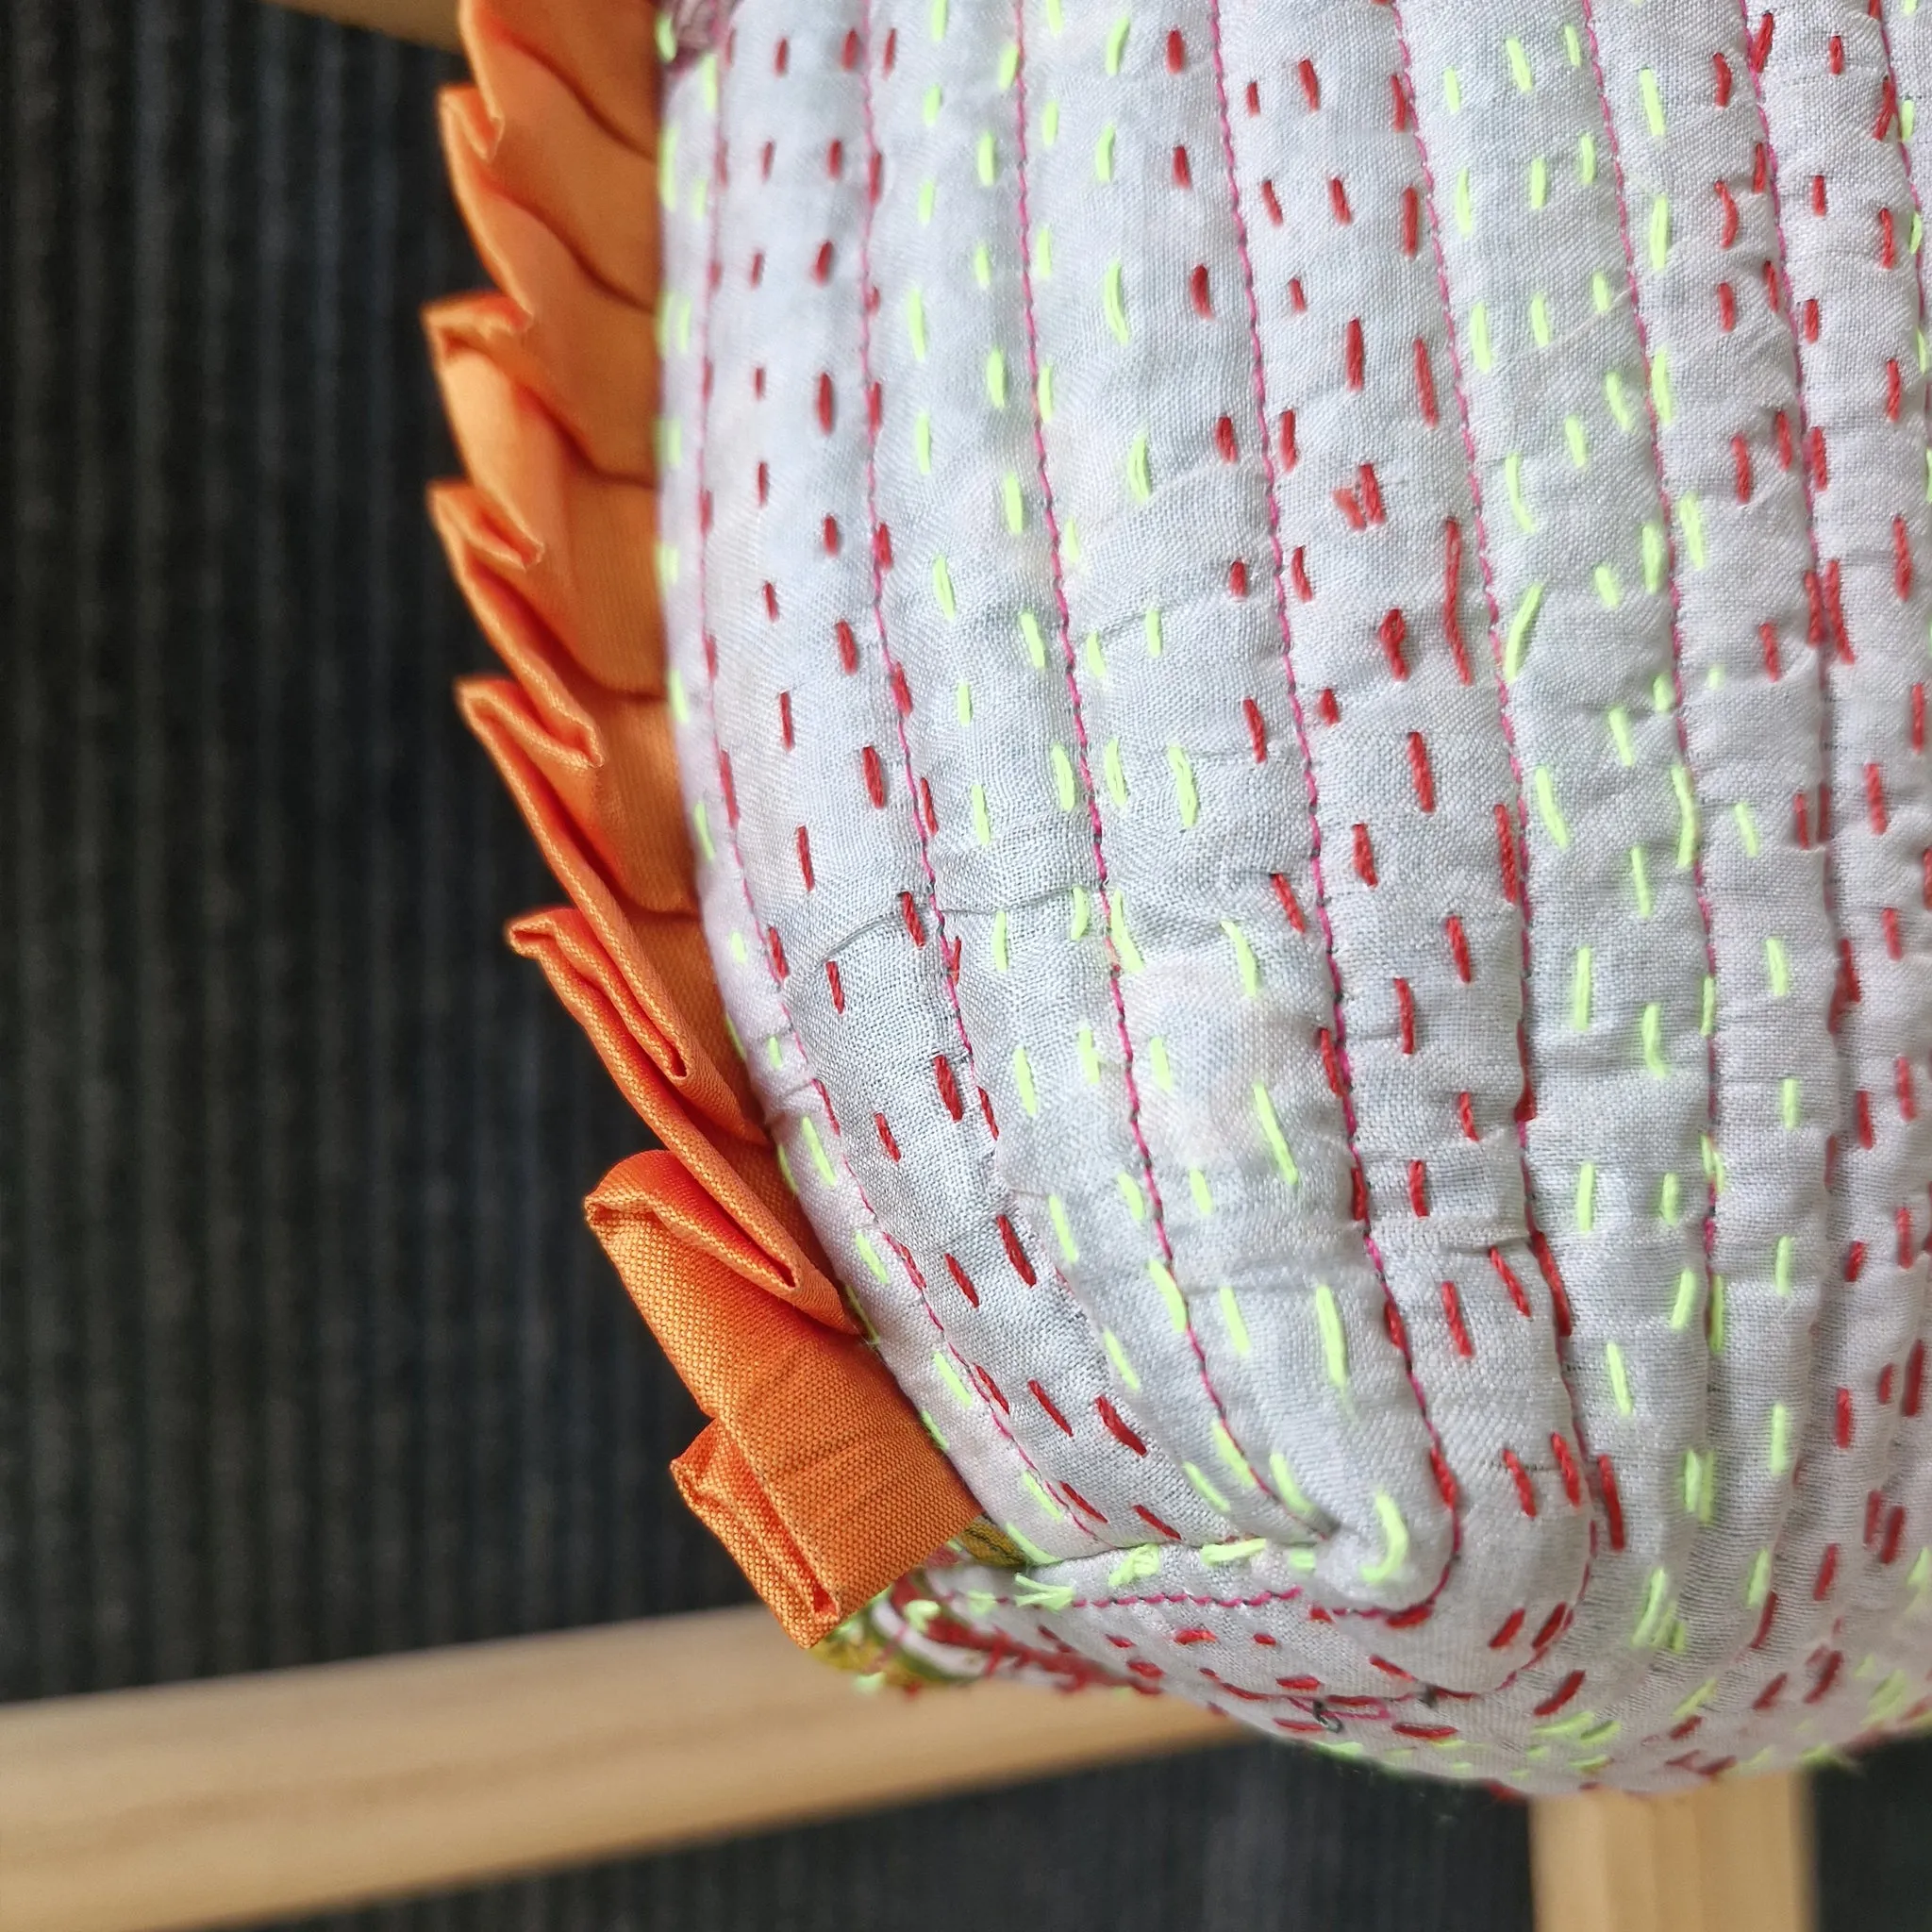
{"left": 433, "top": 0, "right": 1932, "bottom": 1791}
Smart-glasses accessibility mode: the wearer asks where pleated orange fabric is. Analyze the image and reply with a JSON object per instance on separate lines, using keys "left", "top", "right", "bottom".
{"left": 429, "top": 0, "right": 978, "bottom": 1644}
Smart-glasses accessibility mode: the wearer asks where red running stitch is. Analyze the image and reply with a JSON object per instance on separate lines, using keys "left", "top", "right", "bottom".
{"left": 688, "top": 16, "right": 1087, "bottom": 1547}
{"left": 1009, "top": 2, "right": 1297, "bottom": 1534}
{"left": 1379, "top": 0, "right": 1596, "bottom": 1654}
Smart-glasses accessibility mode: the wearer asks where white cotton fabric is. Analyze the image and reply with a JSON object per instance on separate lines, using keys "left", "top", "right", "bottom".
{"left": 655, "top": 0, "right": 1932, "bottom": 1790}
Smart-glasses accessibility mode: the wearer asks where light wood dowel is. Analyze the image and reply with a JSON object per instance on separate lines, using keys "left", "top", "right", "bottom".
{"left": 1531, "top": 1770, "right": 1814, "bottom": 1932}
{"left": 0, "top": 1607, "right": 1230, "bottom": 1932}
{"left": 260, "top": 0, "right": 460, "bottom": 48}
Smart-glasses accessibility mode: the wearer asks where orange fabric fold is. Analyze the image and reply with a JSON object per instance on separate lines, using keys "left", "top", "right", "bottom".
{"left": 591, "top": 1153, "right": 979, "bottom": 1645}
{"left": 432, "top": 0, "right": 982, "bottom": 1643}
{"left": 508, "top": 905, "right": 849, "bottom": 1331}
{"left": 441, "top": 40, "right": 657, "bottom": 308}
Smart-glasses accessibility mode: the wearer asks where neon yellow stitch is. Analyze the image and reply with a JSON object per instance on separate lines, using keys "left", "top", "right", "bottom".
{"left": 1766, "top": 935, "right": 1791, "bottom": 996}
{"left": 1671, "top": 763, "right": 1698, "bottom": 866}
{"left": 1572, "top": 945, "right": 1594, "bottom": 1028}
{"left": 1507, "top": 36, "right": 1533, "bottom": 90}
{"left": 976, "top": 130, "right": 996, "bottom": 185}
{"left": 726, "top": 929, "right": 750, "bottom": 967}
{"left": 1105, "top": 12, "right": 1130, "bottom": 72}
{"left": 1221, "top": 919, "right": 1259, "bottom": 995}
{"left": 1108, "top": 891, "right": 1144, "bottom": 970}
{"left": 1505, "top": 581, "right": 1543, "bottom": 677}
{"left": 1002, "top": 472, "right": 1024, "bottom": 532}
{"left": 1443, "top": 66, "right": 1462, "bottom": 111}
{"left": 929, "top": 0, "right": 947, "bottom": 38}
{"left": 1781, "top": 1074, "right": 1801, "bottom": 1128}
{"left": 1505, "top": 451, "right": 1535, "bottom": 530}
{"left": 1220, "top": 1283, "right": 1251, "bottom": 1355}
{"left": 1606, "top": 368, "right": 1633, "bottom": 427}
{"left": 908, "top": 287, "right": 928, "bottom": 358}
{"left": 1127, "top": 430, "right": 1152, "bottom": 501}
{"left": 1642, "top": 522, "right": 1666, "bottom": 593}
{"left": 691, "top": 798, "right": 715, "bottom": 862}
{"left": 1471, "top": 302, "right": 1493, "bottom": 371}
{"left": 1103, "top": 738, "right": 1129, "bottom": 807}
{"left": 1314, "top": 1282, "right": 1349, "bottom": 1388}
{"left": 1048, "top": 1193, "right": 1079, "bottom": 1262}
{"left": 1104, "top": 1327, "right": 1141, "bottom": 1391}
{"left": 1189, "top": 1167, "right": 1214, "bottom": 1215}
{"left": 1746, "top": 1547, "right": 1773, "bottom": 1607}
{"left": 764, "top": 1035, "right": 782, "bottom": 1072}
{"left": 1144, "top": 607, "right": 1163, "bottom": 657}
{"left": 854, "top": 1229, "right": 889, "bottom": 1284}
{"left": 1254, "top": 1083, "right": 1299, "bottom": 1184}
{"left": 1069, "top": 886, "right": 1091, "bottom": 939}
{"left": 1631, "top": 844, "right": 1653, "bottom": 916}
{"left": 1455, "top": 167, "right": 1474, "bottom": 235}
{"left": 1168, "top": 745, "right": 1199, "bottom": 826}
{"left": 1533, "top": 766, "right": 1572, "bottom": 846}
{"left": 1651, "top": 344, "right": 1675, "bottom": 423}
{"left": 1049, "top": 743, "right": 1076, "bottom": 811}
{"left": 1702, "top": 974, "right": 1717, "bottom": 1038}
{"left": 1013, "top": 1571, "right": 1074, "bottom": 1609}
{"left": 1530, "top": 292, "right": 1552, "bottom": 347}
{"left": 934, "top": 1351, "right": 974, "bottom": 1407}
{"left": 1108, "top": 1543, "right": 1160, "bottom": 1587}
{"left": 919, "top": 176, "right": 937, "bottom": 223}
{"left": 1360, "top": 1493, "right": 1411, "bottom": 1583}
{"left": 1577, "top": 131, "right": 1597, "bottom": 183}
{"left": 1607, "top": 705, "right": 1635, "bottom": 765}
{"left": 1632, "top": 1567, "right": 1672, "bottom": 1645}
{"left": 932, "top": 556, "right": 958, "bottom": 619}
{"left": 1641, "top": 68, "right": 1666, "bottom": 137}
{"left": 1042, "top": 98, "right": 1060, "bottom": 143}
{"left": 1104, "top": 260, "right": 1129, "bottom": 341}
{"left": 998, "top": 40, "right": 1019, "bottom": 87}
{"left": 1212, "top": 1421, "right": 1255, "bottom": 1489}
{"left": 799, "top": 1114, "right": 838, "bottom": 1186}
{"left": 1148, "top": 1035, "right": 1174, "bottom": 1091}
{"left": 1185, "top": 1462, "right": 1232, "bottom": 1514}
{"left": 1683, "top": 1448, "right": 1707, "bottom": 1517}
{"left": 658, "top": 125, "right": 678, "bottom": 208}
{"left": 1774, "top": 1233, "right": 1794, "bottom": 1294}
{"left": 1076, "top": 1022, "right": 1100, "bottom": 1083}
{"left": 973, "top": 242, "right": 991, "bottom": 288}
{"left": 1203, "top": 1537, "right": 1268, "bottom": 1566}
{"left": 1607, "top": 1341, "right": 1633, "bottom": 1415}
{"left": 1669, "top": 1266, "right": 1700, "bottom": 1329}
{"left": 1652, "top": 673, "right": 1674, "bottom": 713}
{"left": 1018, "top": 1475, "right": 1065, "bottom": 1524}
{"left": 1769, "top": 1401, "right": 1791, "bottom": 1474}
{"left": 1576, "top": 1161, "right": 1597, "bottom": 1232}
{"left": 1012, "top": 1044, "right": 1040, "bottom": 1118}
{"left": 1270, "top": 1450, "right": 1314, "bottom": 1515}
{"left": 923, "top": 83, "right": 942, "bottom": 125}
{"left": 773, "top": 1137, "right": 794, "bottom": 1191}
{"left": 1045, "top": 0, "right": 1063, "bottom": 32}
{"left": 1679, "top": 492, "right": 1706, "bottom": 565}
{"left": 1594, "top": 563, "right": 1622, "bottom": 608}
{"left": 1037, "top": 363, "right": 1056, "bottom": 422}
{"left": 967, "top": 782, "right": 991, "bottom": 846}
{"left": 1118, "top": 1171, "right": 1148, "bottom": 1224}
{"left": 1530, "top": 156, "right": 1549, "bottom": 208}
{"left": 1094, "top": 124, "right": 1116, "bottom": 182}
{"left": 915, "top": 410, "right": 933, "bottom": 474}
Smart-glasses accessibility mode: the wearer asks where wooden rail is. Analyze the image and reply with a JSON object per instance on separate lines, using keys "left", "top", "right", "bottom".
{"left": 0, "top": 1607, "right": 1229, "bottom": 1932}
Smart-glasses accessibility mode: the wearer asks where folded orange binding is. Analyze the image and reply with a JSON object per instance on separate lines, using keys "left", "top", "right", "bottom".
{"left": 429, "top": 0, "right": 978, "bottom": 1644}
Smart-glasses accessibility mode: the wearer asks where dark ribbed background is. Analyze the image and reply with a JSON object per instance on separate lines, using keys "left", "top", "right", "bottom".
{"left": 0, "top": 5, "right": 1919, "bottom": 1927}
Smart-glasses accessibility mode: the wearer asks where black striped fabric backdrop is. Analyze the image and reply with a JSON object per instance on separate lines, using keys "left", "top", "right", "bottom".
{"left": 0, "top": 5, "right": 1914, "bottom": 1925}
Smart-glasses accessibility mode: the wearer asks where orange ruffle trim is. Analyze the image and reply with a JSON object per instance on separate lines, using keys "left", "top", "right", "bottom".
{"left": 428, "top": 0, "right": 979, "bottom": 1644}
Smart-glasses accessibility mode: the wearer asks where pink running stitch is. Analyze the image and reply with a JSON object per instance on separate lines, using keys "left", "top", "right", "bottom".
{"left": 1008, "top": 1, "right": 1300, "bottom": 1536}
{"left": 688, "top": 17, "right": 1088, "bottom": 1544}
{"left": 1203, "top": 0, "right": 1469, "bottom": 1608}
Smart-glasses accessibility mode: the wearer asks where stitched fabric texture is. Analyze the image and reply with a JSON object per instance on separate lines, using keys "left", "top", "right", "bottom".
{"left": 658, "top": 0, "right": 1932, "bottom": 1789}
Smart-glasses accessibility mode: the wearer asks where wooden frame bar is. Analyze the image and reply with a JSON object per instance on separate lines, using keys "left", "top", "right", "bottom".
{"left": 0, "top": 1607, "right": 1228, "bottom": 1932}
